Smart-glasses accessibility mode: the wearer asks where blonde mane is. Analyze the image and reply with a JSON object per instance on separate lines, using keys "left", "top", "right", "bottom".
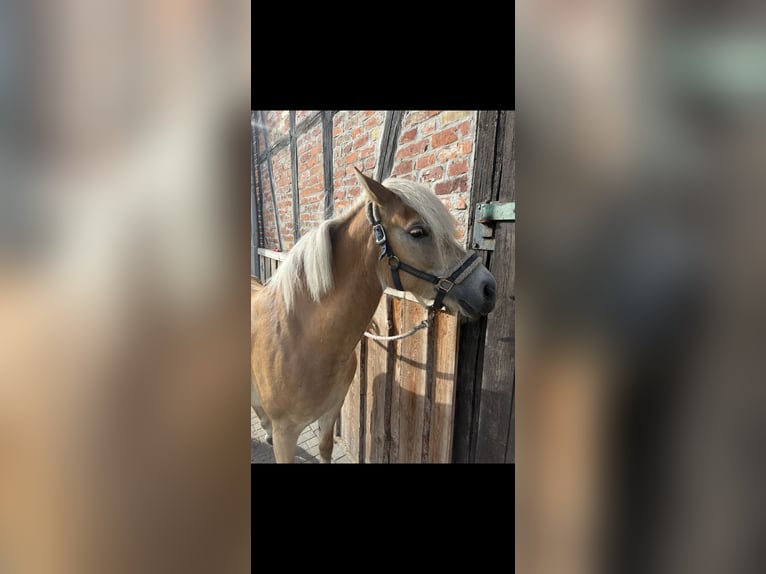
{"left": 268, "top": 177, "right": 459, "bottom": 314}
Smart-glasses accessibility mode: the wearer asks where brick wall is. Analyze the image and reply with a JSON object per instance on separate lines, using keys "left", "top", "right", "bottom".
{"left": 332, "top": 110, "right": 386, "bottom": 214}
{"left": 253, "top": 110, "right": 478, "bottom": 251}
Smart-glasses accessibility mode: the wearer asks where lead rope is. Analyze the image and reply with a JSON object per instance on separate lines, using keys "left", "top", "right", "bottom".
{"left": 363, "top": 318, "right": 430, "bottom": 341}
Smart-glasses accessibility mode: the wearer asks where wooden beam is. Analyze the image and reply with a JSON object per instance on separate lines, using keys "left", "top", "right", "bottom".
{"left": 250, "top": 111, "right": 260, "bottom": 279}
{"left": 421, "top": 308, "right": 436, "bottom": 462}
{"left": 289, "top": 111, "right": 301, "bottom": 242}
{"left": 376, "top": 110, "right": 405, "bottom": 181}
{"left": 252, "top": 114, "right": 265, "bottom": 249}
{"left": 358, "top": 336, "right": 368, "bottom": 463}
{"left": 257, "top": 247, "right": 288, "bottom": 261}
{"left": 453, "top": 110, "right": 499, "bottom": 463}
{"left": 258, "top": 111, "right": 283, "bottom": 251}
{"left": 322, "top": 110, "right": 334, "bottom": 220}
{"left": 474, "top": 110, "right": 515, "bottom": 463}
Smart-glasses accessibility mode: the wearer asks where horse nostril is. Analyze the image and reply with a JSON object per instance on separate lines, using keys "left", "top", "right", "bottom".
{"left": 483, "top": 282, "right": 496, "bottom": 301}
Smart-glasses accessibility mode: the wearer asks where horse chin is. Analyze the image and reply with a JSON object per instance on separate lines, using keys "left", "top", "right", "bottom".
{"left": 454, "top": 299, "right": 481, "bottom": 321}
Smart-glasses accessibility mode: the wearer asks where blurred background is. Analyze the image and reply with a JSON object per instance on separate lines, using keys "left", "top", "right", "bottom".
{"left": 517, "top": 0, "right": 766, "bottom": 573}
{"left": 0, "top": 1, "right": 250, "bottom": 572}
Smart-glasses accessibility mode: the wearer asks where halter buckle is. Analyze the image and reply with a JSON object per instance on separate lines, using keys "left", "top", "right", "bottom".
{"left": 372, "top": 224, "right": 387, "bottom": 245}
{"left": 437, "top": 278, "right": 455, "bottom": 293}
{"left": 388, "top": 255, "right": 401, "bottom": 270}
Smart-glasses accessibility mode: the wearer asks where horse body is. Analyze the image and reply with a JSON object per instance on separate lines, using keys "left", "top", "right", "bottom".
{"left": 252, "top": 170, "right": 496, "bottom": 462}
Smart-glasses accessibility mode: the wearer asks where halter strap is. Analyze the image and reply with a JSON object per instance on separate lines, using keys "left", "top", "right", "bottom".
{"left": 366, "top": 201, "right": 481, "bottom": 311}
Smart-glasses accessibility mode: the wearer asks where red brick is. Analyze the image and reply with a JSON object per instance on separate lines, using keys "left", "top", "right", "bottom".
{"left": 432, "top": 128, "right": 458, "bottom": 148}
{"left": 392, "top": 160, "right": 413, "bottom": 176}
{"left": 455, "top": 195, "right": 467, "bottom": 210}
{"left": 357, "top": 145, "right": 376, "bottom": 158}
{"left": 400, "top": 128, "right": 418, "bottom": 144}
{"left": 456, "top": 120, "right": 471, "bottom": 138}
{"left": 352, "top": 127, "right": 362, "bottom": 138}
{"left": 364, "top": 116, "right": 379, "bottom": 129}
{"left": 458, "top": 141, "right": 473, "bottom": 155}
{"left": 354, "top": 134, "right": 369, "bottom": 148}
{"left": 433, "top": 176, "right": 467, "bottom": 195}
{"left": 416, "top": 154, "right": 435, "bottom": 169}
{"left": 434, "top": 181, "right": 451, "bottom": 195}
{"left": 437, "top": 145, "right": 460, "bottom": 162}
{"left": 365, "top": 156, "right": 376, "bottom": 169}
{"left": 396, "top": 141, "right": 428, "bottom": 160}
{"left": 420, "top": 166, "right": 443, "bottom": 182}
{"left": 448, "top": 159, "right": 468, "bottom": 176}
{"left": 345, "top": 151, "right": 358, "bottom": 164}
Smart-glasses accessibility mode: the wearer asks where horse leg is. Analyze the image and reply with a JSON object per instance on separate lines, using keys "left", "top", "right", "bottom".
{"left": 271, "top": 423, "right": 302, "bottom": 463}
{"left": 251, "top": 384, "right": 273, "bottom": 444}
{"left": 318, "top": 404, "right": 343, "bottom": 464}
{"left": 318, "top": 355, "right": 356, "bottom": 463}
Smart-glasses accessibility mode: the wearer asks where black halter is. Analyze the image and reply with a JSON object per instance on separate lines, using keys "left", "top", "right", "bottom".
{"left": 366, "top": 202, "right": 481, "bottom": 311}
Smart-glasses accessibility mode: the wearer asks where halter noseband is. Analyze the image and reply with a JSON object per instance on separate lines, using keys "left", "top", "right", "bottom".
{"left": 366, "top": 201, "right": 481, "bottom": 311}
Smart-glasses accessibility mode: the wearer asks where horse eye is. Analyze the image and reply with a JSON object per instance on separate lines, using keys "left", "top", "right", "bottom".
{"left": 409, "top": 227, "right": 428, "bottom": 239}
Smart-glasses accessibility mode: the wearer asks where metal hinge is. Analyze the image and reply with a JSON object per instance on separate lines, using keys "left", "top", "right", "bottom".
{"left": 471, "top": 201, "right": 515, "bottom": 251}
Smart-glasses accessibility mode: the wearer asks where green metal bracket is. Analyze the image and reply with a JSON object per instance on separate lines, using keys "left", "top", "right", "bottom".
{"left": 471, "top": 201, "right": 515, "bottom": 251}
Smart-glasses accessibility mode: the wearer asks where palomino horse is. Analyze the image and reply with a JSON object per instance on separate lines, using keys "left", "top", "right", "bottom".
{"left": 251, "top": 168, "right": 497, "bottom": 463}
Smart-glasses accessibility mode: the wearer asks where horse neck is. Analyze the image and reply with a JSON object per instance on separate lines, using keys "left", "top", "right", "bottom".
{"left": 316, "top": 204, "right": 384, "bottom": 351}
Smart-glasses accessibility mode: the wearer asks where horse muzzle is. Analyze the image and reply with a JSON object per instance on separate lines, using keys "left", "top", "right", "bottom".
{"left": 450, "top": 265, "right": 497, "bottom": 319}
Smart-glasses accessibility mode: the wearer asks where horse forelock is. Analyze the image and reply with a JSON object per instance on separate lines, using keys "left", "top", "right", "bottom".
{"left": 381, "top": 178, "right": 462, "bottom": 257}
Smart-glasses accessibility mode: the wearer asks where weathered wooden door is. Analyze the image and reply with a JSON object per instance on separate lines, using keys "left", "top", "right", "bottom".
{"left": 453, "top": 110, "right": 515, "bottom": 463}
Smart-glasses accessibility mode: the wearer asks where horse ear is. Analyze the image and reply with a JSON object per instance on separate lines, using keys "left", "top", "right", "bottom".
{"left": 353, "top": 167, "right": 395, "bottom": 208}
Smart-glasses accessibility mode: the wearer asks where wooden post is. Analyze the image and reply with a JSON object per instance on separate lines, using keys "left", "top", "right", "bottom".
{"left": 289, "top": 110, "right": 301, "bottom": 242}
{"left": 376, "top": 110, "right": 405, "bottom": 181}
{"left": 255, "top": 111, "right": 261, "bottom": 279}
{"left": 322, "top": 110, "right": 334, "bottom": 220}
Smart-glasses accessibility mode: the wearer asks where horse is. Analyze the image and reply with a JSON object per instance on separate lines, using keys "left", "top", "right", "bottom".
{"left": 251, "top": 168, "right": 497, "bottom": 463}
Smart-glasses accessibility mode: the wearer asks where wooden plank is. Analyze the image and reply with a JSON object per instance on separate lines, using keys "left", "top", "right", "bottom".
{"left": 388, "top": 296, "right": 402, "bottom": 463}
{"left": 341, "top": 344, "right": 362, "bottom": 461}
{"left": 364, "top": 299, "right": 390, "bottom": 462}
{"left": 396, "top": 298, "right": 428, "bottom": 463}
{"left": 259, "top": 256, "right": 266, "bottom": 282}
{"left": 358, "top": 336, "right": 368, "bottom": 463}
{"left": 289, "top": 111, "right": 301, "bottom": 241}
{"left": 475, "top": 110, "right": 515, "bottom": 463}
{"left": 376, "top": 111, "right": 405, "bottom": 181}
{"left": 322, "top": 110, "right": 334, "bottom": 220}
{"left": 257, "top": 248, "right": 288, "bottom": 261}
{"left": 453, "top": 110, "right": 499, "bottom": 463}
{"left": 428, "top": 310, "right": 460, "bottom": 463}
{"left": 421, "top": 308, "right": 436, "bottom": 463}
